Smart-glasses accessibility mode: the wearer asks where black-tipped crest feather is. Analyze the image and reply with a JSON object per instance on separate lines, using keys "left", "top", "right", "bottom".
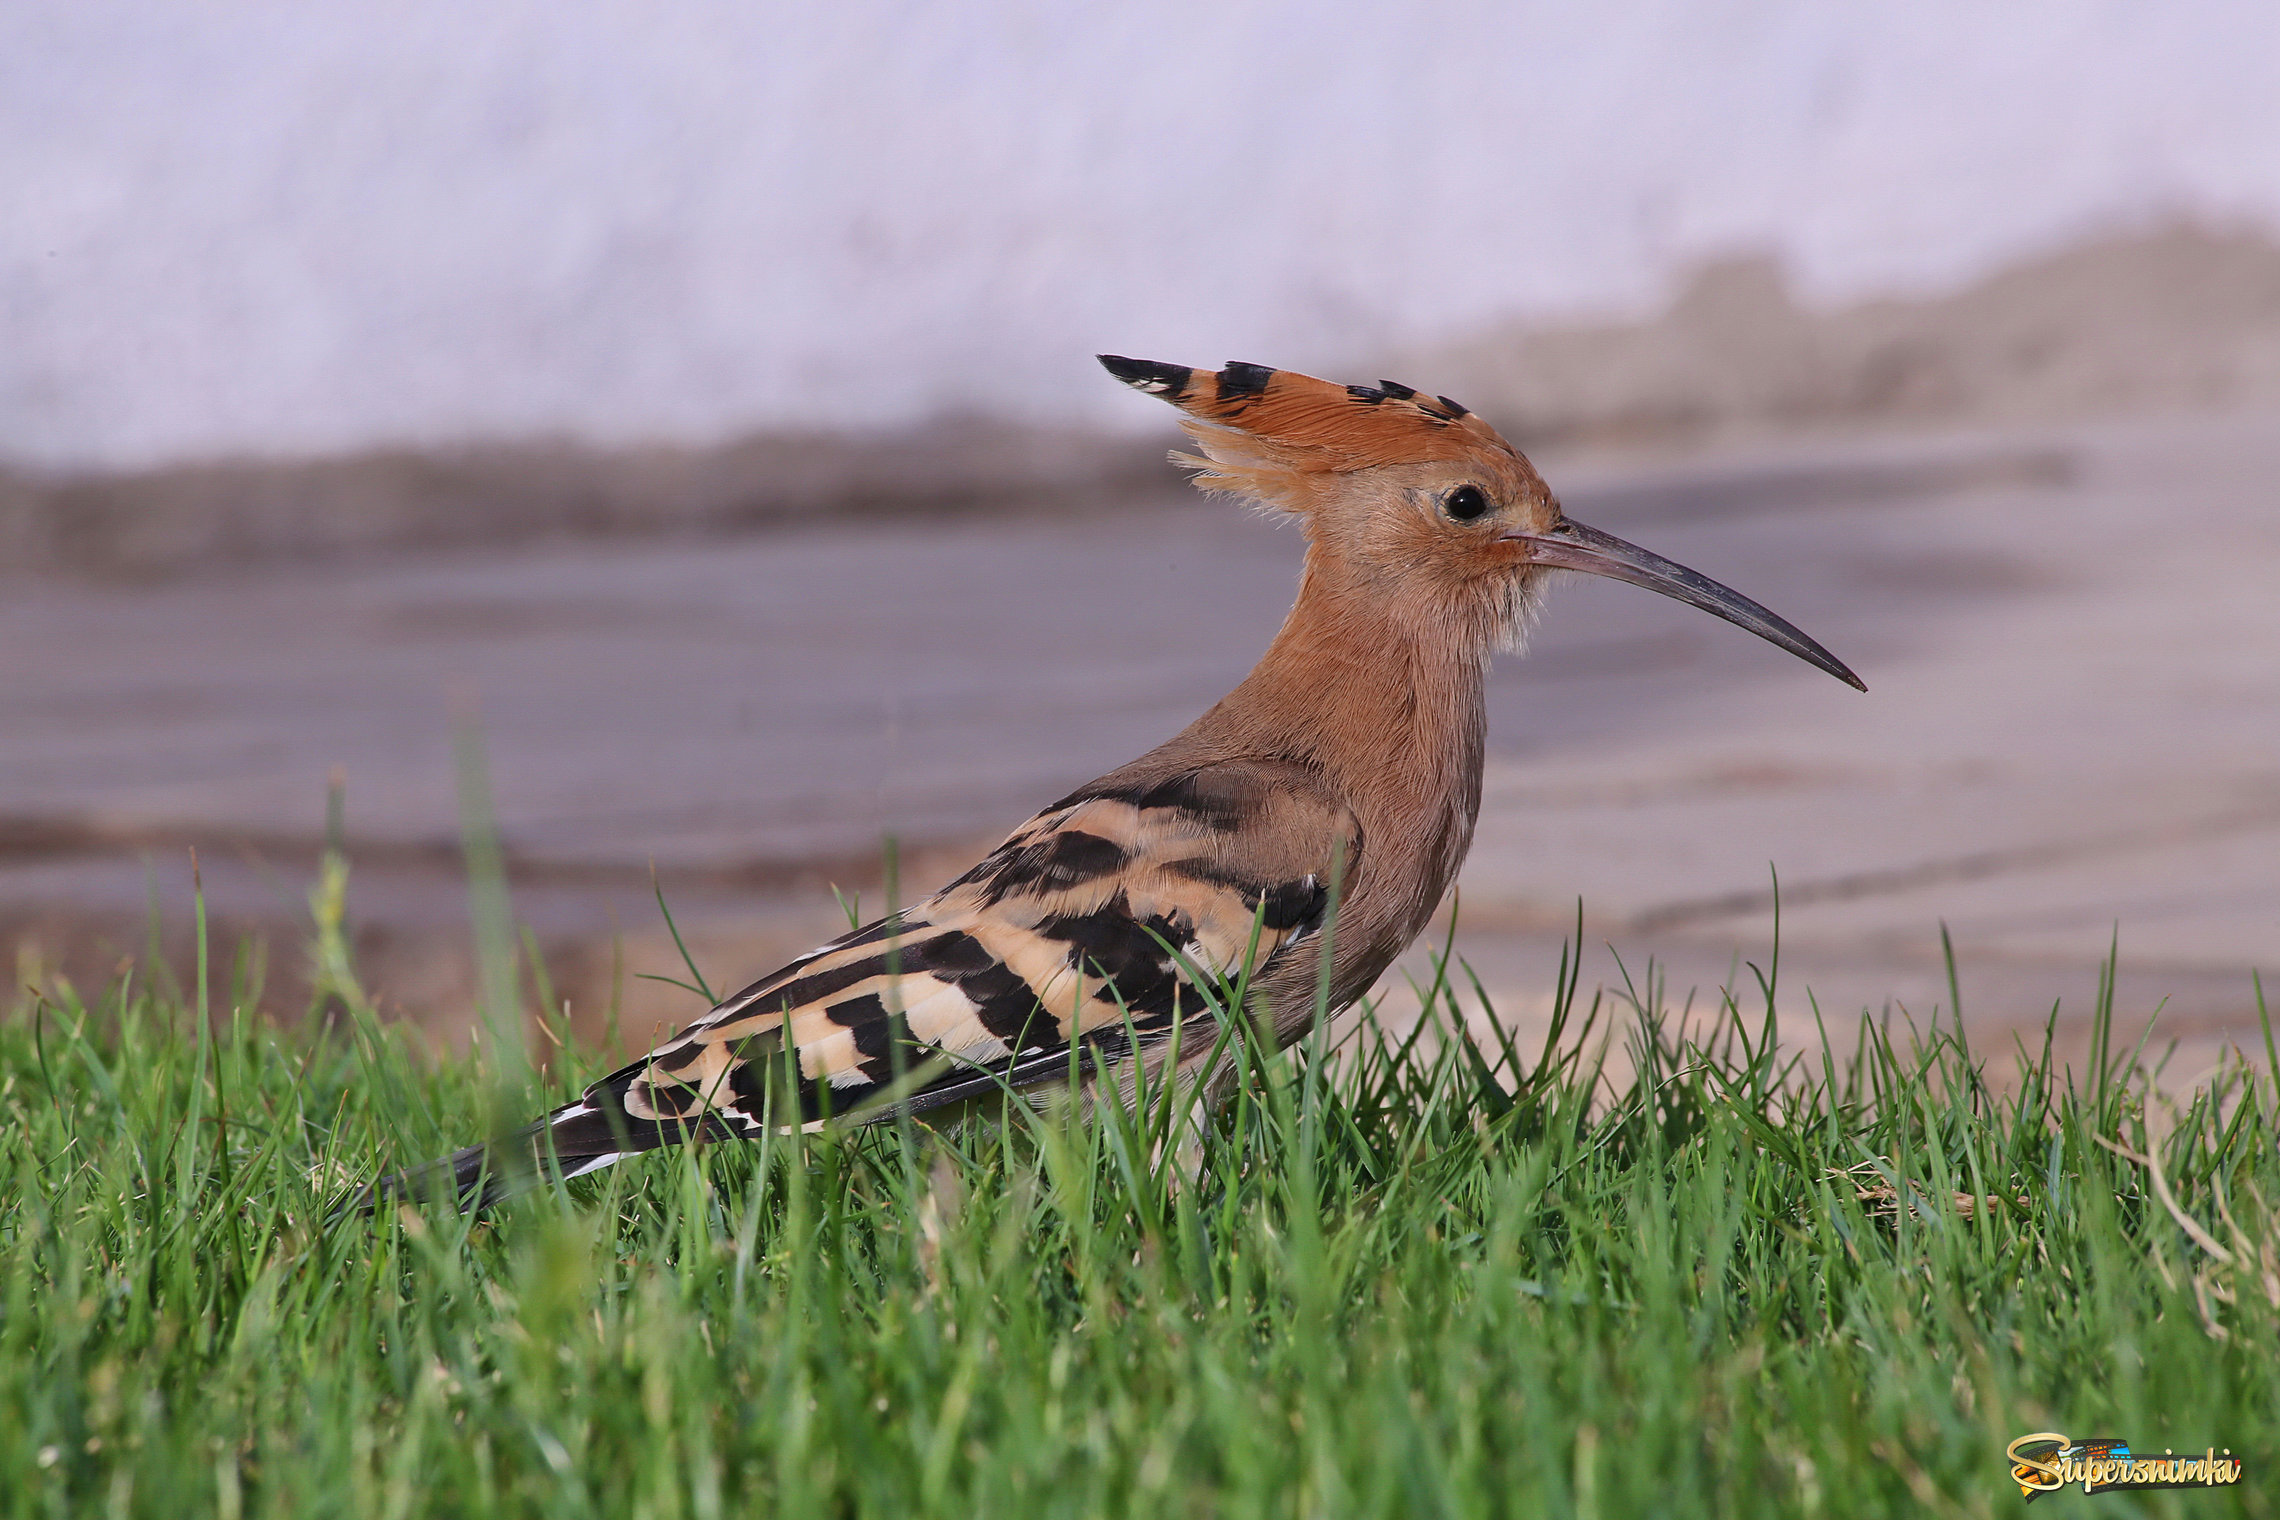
{"left": 1096, "top": 354, "right": 1191, "bottom": 396}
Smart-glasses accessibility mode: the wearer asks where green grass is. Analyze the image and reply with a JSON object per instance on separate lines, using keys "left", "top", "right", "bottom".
{"left": 2, "top": 893, "right": 2274, "bottom": 1518}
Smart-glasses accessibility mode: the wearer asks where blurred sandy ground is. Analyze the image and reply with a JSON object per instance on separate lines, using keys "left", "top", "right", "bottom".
{"left": 5, "top": 6, "right": 2279, "bottom": 1082}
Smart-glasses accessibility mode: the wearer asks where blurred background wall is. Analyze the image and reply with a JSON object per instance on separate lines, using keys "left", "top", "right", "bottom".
{"left": 8, "top": 0, "right": 2280, "bottom": 469}
{"left": 5, "top": 1, "right": 2277, "bottom": 1069}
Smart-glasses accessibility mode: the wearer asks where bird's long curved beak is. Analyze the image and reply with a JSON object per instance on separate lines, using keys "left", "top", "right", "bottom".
{"left": 1510, "top": 519, "right": 1866, "bottom": 691}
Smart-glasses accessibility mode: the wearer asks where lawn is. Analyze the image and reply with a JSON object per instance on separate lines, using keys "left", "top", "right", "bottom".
{"left": 2, "top": 875, "right": 2273, "bottom": 1518}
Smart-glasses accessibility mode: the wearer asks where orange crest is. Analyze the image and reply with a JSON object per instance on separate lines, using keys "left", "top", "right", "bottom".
{"left": 1099, "top": 356, "right": 1522, "bottom": 512}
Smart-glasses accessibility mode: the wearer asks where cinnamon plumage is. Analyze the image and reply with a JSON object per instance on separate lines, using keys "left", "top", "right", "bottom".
{"left": 367, "top": 355, "right": 1862, "bottom": 1210}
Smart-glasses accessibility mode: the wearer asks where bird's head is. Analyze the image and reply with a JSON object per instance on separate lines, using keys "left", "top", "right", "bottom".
{"left": 1100, "top": 355, "right": 1863, "bottom": 689}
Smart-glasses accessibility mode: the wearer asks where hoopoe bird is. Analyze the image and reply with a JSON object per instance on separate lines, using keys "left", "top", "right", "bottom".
{"left": 367, "top": 356, "right": 1861, "bottom": 1210}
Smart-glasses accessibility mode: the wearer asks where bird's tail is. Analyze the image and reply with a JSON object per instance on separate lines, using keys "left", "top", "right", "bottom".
{"left": 352, "top": 1064, "right": 732, "bottom": 1214}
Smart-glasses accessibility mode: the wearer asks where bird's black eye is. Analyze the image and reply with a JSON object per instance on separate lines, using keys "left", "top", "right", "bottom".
{"left": 1442, "top": 484, "right": 1491, "bottom": 522}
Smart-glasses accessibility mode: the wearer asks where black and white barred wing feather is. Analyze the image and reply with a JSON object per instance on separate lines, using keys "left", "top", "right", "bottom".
{"left": 367, "top": 761, "right": 1355, "bottom": 1209}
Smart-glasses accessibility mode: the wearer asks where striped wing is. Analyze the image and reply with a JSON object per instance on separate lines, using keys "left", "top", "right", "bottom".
{"left": 607, "top": 759, "right": 1355, "bottom": 1136}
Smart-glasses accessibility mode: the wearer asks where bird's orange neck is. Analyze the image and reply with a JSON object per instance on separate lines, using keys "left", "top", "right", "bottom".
{"left": 1227, "top": 557, "right": 1484, "bottom": 772}
{"left": 1176, "top": 548, "right": 1489, "bottom": 993}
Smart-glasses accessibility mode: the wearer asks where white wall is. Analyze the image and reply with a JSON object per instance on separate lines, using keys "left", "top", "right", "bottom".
{"left": 6, "top": 0, "right": 2279, "bottom": 467}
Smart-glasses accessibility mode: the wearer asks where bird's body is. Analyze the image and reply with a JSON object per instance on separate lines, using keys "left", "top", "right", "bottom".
{"left": 370, "top": 357, "right": 1860, "bottom": 1211}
